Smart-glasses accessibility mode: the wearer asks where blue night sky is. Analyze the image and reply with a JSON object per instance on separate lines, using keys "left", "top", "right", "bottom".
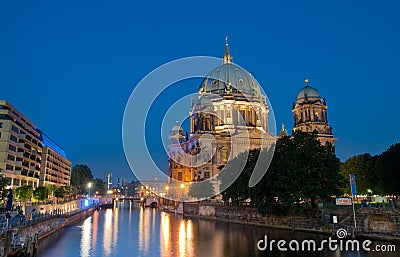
{"left": 1, "top": 1, "right": 399, "bottom": 180}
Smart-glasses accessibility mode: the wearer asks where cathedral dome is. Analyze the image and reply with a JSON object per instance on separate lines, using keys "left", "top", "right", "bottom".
{"left": 171, "top": 122, "right": 183, "bottom": 132}
{"left": 197, "top": 63, "right": 262, "bottom": 101}
{"left": 195, "top": 38, "right": 263, "bottom": 104}
{"left": 296, "top": 79, "right": 321, "bottom": 100}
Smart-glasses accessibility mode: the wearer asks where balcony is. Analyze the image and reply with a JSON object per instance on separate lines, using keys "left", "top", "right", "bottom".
{"left": 0, "top": 109, "right": 10, "bottom": 115}
{"left": 18, "top": 143, "right": 30, "bottom": 151}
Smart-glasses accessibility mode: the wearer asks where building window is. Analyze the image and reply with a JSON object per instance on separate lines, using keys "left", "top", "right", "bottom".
{"left": 8, "top": 144, "right": 16, "bottom": 152}
{"left": 6, "top": 164, "right": 13, "bottom": 171}
{"left": 204, "top": 172, "right": 210, "bottom": 179}
{"left": 11, "top": 125, "right": 19, "bottom": 133}
{"left": 7, "top": 154, "right": 15, "bottom": 161}
{"left": 220, "top": 148, "right": 228, "bottom": 163}
{"left": 178, "top": 172, "right": 182, "bottom": 181}
{"left": 0, "top": 122, "right": 2, "bottom": 128}
{"left": 10, "top": 134, "right": 17, "bottom": 142}
{"left": 13, "top": 178, "right": 20, "bottom": 186}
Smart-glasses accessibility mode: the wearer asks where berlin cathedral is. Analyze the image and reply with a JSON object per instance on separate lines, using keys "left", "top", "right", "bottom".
{"left": 167, "top": 40, "right": 336, "bottom": 196}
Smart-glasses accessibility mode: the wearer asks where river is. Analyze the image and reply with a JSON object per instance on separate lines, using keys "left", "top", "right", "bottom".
{"left": 37, "top": 201, "right": 398, "bottom": 257}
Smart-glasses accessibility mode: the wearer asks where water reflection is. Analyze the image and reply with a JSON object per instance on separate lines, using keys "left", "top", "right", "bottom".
{"left": 160, "top": 212, "right": 171, "bottom": 257}
{"left": 91, "top": 210, "right": 98, "bottom": 250}
{"left": 37, "top": 202, "right": 399, "bottom": 257}
{"left": 103, "top": 209, "right": 112, "bottom": 256}
{"left": 80, "top": 216, "right": 92, "bottom": 257}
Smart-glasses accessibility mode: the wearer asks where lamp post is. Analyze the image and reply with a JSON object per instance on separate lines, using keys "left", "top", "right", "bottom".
{"left": 367, "top": 189, "right": 373, "bottom": 205}
{"left": 180, "top": 183, "right": 185, "bottom": 200}
{"left": 165, "top": 185, "right": 170, "bottom": 205}
{"left": 87, "top": 182, "right": 92, "bottom": 197}
{"left": 180, "top": 183, "right": 185, "bottom": 214}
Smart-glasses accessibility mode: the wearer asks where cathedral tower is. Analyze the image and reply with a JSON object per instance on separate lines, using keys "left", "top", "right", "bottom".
{"left": 292, "top": 78, "right": 337, "bottom": 145}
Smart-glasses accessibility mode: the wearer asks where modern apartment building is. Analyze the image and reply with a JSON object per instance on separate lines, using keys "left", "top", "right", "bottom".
{"left": 40, "top": 133, "right": 71, "bottom": 186}
{"left": 0, "top": 100, "right": 71, "bottom": 188}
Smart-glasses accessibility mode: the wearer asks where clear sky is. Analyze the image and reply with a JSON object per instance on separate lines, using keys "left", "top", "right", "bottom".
{"left": 1, "top": 1, "right": 399, "bottom": 180}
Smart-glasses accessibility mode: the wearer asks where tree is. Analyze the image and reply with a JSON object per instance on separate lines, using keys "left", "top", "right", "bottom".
{"left": 0, "top": 173, "right": 10, "bottom": 202}
{"left": 252, "top": 140, "right": 288, "bottom": 215}
{"left": 375, "top": 143, "right": 400, "bottom": 195}
{"left": 93, "top": 178, "right": 105, "bottom": 195}
{"left": 54, "top": 186, "right": 67, "bottom": 200}
{"left": 15, "top": 185, "right": 33, "bottom": 202}
{"left": 188, "top": 180, "right": 215, "bottom": 200}
{"left": 340, "top": 153, "right": 377, "bottom": 195}
{"left": 46, "top": 184, "right": 57, "bottom": 197}
{"left": 33, "top": 186, "right": 49, "bottom": 201}
{"left": 274, "top": 132, "right": 344, "bottom": 210}
{"left": 218, "top": 150, "right": 254, "bottom": 205}
{"left": 70, "top": 164, "right": 94, "bottom": 193}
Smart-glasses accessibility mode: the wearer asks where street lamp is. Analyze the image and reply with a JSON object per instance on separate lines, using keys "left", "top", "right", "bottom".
{"left": 87, "top": 182, "right": 92, "bottom": 197}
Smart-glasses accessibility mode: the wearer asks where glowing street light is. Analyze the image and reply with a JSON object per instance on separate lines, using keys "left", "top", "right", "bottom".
{"left": 87, "top": 182, "right": 92, "bottom": 196}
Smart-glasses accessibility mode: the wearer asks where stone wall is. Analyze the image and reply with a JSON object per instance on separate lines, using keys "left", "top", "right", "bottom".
{"left": 0, "top": 206, "right": 95, "bottom": 256}
{"left": 183, "top": 203, "right": 325, "bottom": 232}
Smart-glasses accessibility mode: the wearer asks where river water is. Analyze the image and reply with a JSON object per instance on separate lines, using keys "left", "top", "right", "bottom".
{"left": 37, "top": 201, "right": 398, "bottom": 257}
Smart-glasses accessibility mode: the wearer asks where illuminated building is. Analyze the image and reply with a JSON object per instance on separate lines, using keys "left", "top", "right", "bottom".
{"left": 292, "top": 78, "right": 337, "bottom": 145}
{"left": 167, "top": 40, "right": 275, "bottom": 197}
{"left": 0, "top": 100, "right": 71, "bottom": 188}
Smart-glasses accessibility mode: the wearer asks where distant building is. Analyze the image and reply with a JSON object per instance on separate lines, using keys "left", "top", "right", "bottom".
{"left": 126, "top": 180, "right": 168, "bottom": 198}
{"left": 104, "top": 172, "right": 112, "bottom": 190}
{"left": 0, "top": 100, "right": 71, "bottom": 188}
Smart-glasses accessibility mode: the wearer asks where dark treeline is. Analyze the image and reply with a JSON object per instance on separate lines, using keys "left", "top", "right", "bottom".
{"left": 340, "top": 143, "right": 400, "bottom": 196}
{"left": 218, "top": 131, "right": 399, "bottom": 215}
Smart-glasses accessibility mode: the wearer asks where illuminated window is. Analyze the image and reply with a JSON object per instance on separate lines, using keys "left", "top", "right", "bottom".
{"left": 221, "top": 149, "right": 228, "bottom": 163}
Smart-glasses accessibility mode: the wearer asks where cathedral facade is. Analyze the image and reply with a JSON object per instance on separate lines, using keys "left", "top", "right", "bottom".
{"left": 167, "top": 41, "right": 336, "bottom": 198}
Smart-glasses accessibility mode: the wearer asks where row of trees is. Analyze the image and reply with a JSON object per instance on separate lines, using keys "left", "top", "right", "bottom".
{"left": 13, "top": 184, "right": 77, "bottom": 202}
{"left": 189, "top": 132, "right": 399, "bottom": 215}
{"left": 70, "top": 164, "right": 105, "bottom": 195}
{"left": 340, "top": 143, "right": 400, "bottom": 196}
{"left": 217, "top": 132, "right": 344, "bottom": 215}
{"left": 0, "top": 164, "right": 106, "bottom": 204}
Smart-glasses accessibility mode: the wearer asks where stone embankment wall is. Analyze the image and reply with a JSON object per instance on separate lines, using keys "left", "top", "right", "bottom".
{"left": 183, "top": 203, "right": 327, "bottom": 233}
{"left": 0, "top": 206, "right": 95, "bottom": 257}
{"left": 183, "top": 203, "right": 400, "bottom": 236}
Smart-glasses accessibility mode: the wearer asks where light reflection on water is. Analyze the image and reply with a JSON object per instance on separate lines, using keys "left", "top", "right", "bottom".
{"left": 37, "top": 201, "right": 399, "bottom": 257}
